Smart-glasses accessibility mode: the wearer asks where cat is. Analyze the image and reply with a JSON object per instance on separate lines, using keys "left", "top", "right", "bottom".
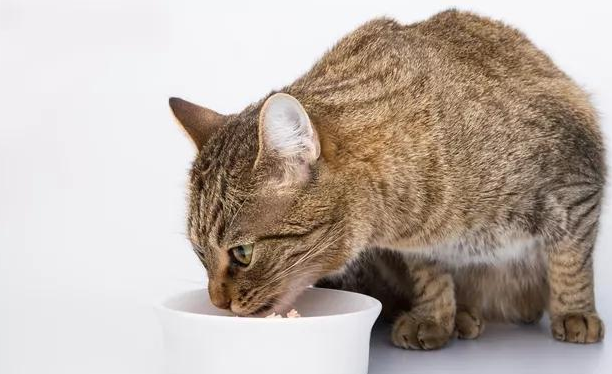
{"left": 170, "top": 10, "right": 605, "bottom": 349}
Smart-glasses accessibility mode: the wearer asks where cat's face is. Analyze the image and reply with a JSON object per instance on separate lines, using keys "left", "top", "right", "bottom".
{"left": 170, "top": 94, "right": 351, "bottom": 316}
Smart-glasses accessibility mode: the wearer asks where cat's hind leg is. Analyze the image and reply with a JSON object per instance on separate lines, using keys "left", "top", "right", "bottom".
{"left": 453, "top": 260, "right": 547, "bottom": 337}
{"left": 545, "top": 182, "right": 604, "bottom": 343}
{"left": 547, "top": 235, "right": 604, "bottom": 343}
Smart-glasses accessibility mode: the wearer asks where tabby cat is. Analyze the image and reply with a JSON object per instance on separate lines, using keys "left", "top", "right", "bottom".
{"left": 170, "top": 10, "right": 605, "bottom": 349}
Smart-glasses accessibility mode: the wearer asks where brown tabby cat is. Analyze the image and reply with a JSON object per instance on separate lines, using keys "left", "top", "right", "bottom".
{"left": 170, "top": 10, "right": 605, "bottom": 349}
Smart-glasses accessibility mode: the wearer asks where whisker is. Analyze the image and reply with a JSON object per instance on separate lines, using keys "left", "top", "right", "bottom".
{"left": 227, "top": 188, "right": 259, "bottom": 230}
{"left": 253, "top": 225, "right": 342, "bottom": 292}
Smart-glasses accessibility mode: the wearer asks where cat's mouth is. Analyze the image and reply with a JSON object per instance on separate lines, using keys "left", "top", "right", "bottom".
{"left": 251, "top": 302, "right": 275, "bottom": 316}
{"left": 236, "top": 275, "right": 319, "bottom": 316}
{"left": 234, "top": 296, "right": 279, "bottom": 317}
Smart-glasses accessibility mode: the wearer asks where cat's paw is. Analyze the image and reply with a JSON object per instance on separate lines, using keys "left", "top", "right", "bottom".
{"left": 455, "top": 309, "right": 484, "bottom": 340}
{"left": 392, "top": 312, "right": 452, "bottom": 350}
{"left": 550, "top": 312, "right": 604, "bottom": 343}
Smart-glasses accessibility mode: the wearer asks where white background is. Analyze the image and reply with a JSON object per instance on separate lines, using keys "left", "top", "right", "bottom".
{"left": 1, "top": 0, "right": 611, "bottom": 373}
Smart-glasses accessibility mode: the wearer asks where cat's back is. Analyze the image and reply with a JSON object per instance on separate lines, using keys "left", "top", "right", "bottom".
{"left": 411, "top": 10, "right": 563, "bottom": 79}
{"left": 290, "top": 11, "right": 602, "bottom": 179}
{"left": 292, "top": 10, "right": 584, "bottom": 113}
{"left": 336, "top": 10, "right": 549, "bottom": 72}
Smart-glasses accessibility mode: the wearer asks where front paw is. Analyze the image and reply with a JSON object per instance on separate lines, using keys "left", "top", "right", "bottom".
{"left": 550, "top": 313, "right": 604, "bottom": 343}
{"left": 392, "top": 312, "right": 452, "bottom": 350}
{"left": 455, "top": 309, "right": 484, "bottom": 340}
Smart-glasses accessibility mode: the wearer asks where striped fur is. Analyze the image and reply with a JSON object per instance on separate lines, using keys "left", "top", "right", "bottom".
{"left": 171, "top": 10, "right": 605, "bottom": 349}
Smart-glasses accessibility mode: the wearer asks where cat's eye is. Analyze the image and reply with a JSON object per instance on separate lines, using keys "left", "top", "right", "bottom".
{"left": 230, "top": 244, "right": 254, "bottom": 266}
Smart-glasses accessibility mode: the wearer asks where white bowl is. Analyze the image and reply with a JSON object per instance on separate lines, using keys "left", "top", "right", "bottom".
{"left": 157, "top": 287, "right": 382, "bottom": 374}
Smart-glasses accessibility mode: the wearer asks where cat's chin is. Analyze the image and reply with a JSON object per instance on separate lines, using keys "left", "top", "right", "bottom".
{"left": 230, "top": 299, "right": 274, "bottom": 317}
{"left": 266, "top": 273, "right": 320, "bottom": 316}
{"left": 234, "top": 274, "right": 321, "bottom": 317}
{"left": 249, "top": 303, "right": 276, "bottom": 317}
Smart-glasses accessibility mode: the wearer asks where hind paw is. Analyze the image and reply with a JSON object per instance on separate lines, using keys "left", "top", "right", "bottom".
{"left": 551, "top": 312, "right": 604, "bottom": 343}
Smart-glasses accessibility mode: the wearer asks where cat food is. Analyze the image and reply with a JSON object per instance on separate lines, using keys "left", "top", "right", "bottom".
{"left": 286, "top": 309, "right": 301, "bottom": 318}
{"left": 266, "top": 309, "right": 301, "bottom": 318}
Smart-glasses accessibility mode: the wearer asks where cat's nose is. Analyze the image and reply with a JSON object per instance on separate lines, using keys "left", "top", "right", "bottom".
{"left": 211, "top": 295, "right": 231, "bottom": 309}
{"left": 208, "top": 282, "right": 231, "bottom": 309}
{"left": 228, "top": 299, "right": 248, "bottom": 316}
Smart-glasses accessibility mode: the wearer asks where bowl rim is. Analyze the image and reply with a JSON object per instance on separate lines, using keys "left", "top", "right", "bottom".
{"left": 157, "top": 287, "right": 382, "bottom": 323}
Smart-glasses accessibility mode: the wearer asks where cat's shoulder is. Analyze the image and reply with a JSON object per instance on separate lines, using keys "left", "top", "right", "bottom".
{"left": 338, "top": 10, "right": 527, "bottom": 53}
{"left": 416, "top": 9, "right": 527, "bottom": 43}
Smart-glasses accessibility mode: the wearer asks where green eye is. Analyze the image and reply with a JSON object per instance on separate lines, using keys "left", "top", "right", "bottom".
{"left": 231, "top": 244, "right": 254, "bottom": 266}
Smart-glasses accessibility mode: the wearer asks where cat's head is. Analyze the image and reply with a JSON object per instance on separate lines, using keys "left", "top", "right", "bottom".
{"left": 170, "top": 93, "right": 353, "bottom": 316}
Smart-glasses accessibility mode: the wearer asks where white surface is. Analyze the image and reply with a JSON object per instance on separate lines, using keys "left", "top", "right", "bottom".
{"left": 158, "top": 288, "right": 380, "bottom": 374}
{"left": 369, "top": 320, "right": 612, "bottom": 374}
{"left": 1, "top": 1, "right": 611, "bottom": 373}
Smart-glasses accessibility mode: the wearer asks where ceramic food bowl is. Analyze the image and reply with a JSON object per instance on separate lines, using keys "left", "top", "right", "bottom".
{"left": 157, "top": 287, "right": 382, "bottom": 374}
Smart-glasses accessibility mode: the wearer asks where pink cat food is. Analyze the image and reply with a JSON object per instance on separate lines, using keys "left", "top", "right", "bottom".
{"left": 266, "top": 309, "right": 301, "bottom": 318}
{"left": 286, "top": 309, "right": 301, "bottom": 318}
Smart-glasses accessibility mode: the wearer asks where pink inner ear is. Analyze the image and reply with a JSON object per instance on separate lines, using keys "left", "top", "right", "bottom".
{"left": 259, "top": 93, "right": 319, "bottom": 164}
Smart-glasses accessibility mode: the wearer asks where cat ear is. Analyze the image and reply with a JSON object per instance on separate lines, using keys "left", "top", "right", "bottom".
{"left": 257, "top": 93, "right": 320, "bottom": 181}
{"left": 169, "top": 97, "right": 227, "bottom": 150}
